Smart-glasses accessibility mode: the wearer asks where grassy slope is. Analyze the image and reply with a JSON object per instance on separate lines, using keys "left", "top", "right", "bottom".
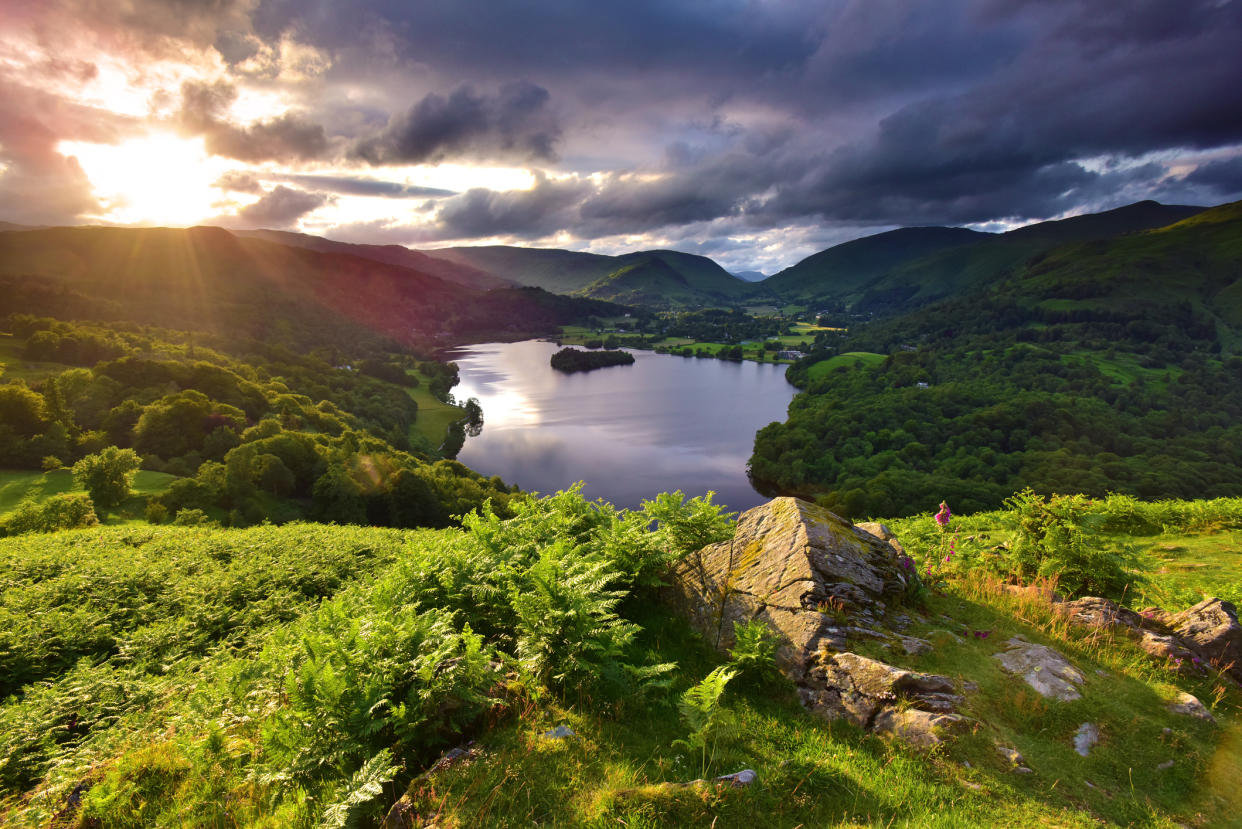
{"left": 0, "top": 469, "right": 176, "bottom": 515}
{"left": 405, "top": 370, "right": 466, "bottom": 449}
{"left": 2, "top": 499, "right": 1240, "bottom": 827}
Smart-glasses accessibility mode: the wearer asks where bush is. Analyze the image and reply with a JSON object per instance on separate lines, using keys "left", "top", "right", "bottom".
{"left": 72, "top": 446, "right": 141, "bottom": 509}
{"left": 1003, "top": 489, "right": 1139, "bottom": 599}
{"left": 2, "top": 494, "right": 98, "bottom": 536}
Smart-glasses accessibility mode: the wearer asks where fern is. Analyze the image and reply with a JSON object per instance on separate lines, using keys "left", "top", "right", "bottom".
{"left": 671, "top": 666, "right": 737, "bottom": 778}
{"left": 317, "top": 749, "right": 399, "bottom": 829}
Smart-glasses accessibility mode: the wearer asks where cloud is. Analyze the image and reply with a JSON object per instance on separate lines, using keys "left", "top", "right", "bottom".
{"left": 1184, "top": 155, "right": 1242, "bottom": 196}
{"left": 179, "top": 80, "right": 330, "bottom": 163}
{"left": 352, "top": 82, "right": 561, "bottom": 165}
{"left": 271, "top": 173, "right": 455, "bottom": 198}
{"left": 233, "top": 186, "right": 331, "bottom": 227}
{"left": 433, "top": 172, "right": 590, "bottom": 239}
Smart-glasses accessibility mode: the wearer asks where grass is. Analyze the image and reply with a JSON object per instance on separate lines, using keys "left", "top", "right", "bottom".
{"left": 806, "top": 351, "right": 887, "bottom": 379}
{"left": 0, "top": 468, "right": 176, "bottom": 516}
{"left": 406, "top": 370, "right": 466, "bottom": 449}
{"left": 1132, "top": 531, "right": 1242, "bottom": 610}
{"left": 0, "top": 333, "right": 65, "bottom": 383}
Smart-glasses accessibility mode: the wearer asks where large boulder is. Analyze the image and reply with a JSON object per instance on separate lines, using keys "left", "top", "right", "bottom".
{"left": 666, "top": 497, "right": 910, "bottom": 679}
{"left": 1167, "top": 598, "right": 1242, "bottom": 681}
{"left": 666, "top": 498, "right": 963, "bottom": 744}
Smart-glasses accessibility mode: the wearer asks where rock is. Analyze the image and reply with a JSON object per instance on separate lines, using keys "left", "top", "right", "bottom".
{"left": 714, "top": 769, "right": 757, "bottom": 787}
{"left": 1074, "top": 723, "right": 1100, "bottom": 757}
{"left": 1167, "top": 691, "right": 1216, "bottom": 723}
{"left": 666, "top": 498, "right": 968, "bottom": 746}
{"left": 1061, "top": 596, "right": 1144, "bottom": 630}
{"left": 1167, "top": 598, "right": 1242, "bottom": 681}
{"left": 1137, "top": 631, "right": 1199, "bottom": 668}
{"left": 871, "top": 708, "right": 965, "bottom": 748}
{"left": 856, "top": 522, "right": 906, "bottom": 557}
{"left": 993, "top": 636, "right": 1085, "bottom": 701}
{"left": 543, "top": 725, "right": 575, "bottom": 739}
{"left": 801, "top": 652, "right": 965, "bottom": 744}
{"left": 899, "top": 635, "right": 934, "bottom": 656}
{"left": 996, "top": 745, "right": 1025, "bottom": 766}
{"left": 1158, "top": 760, "right": 1176, "bottom": 770}
{"left": 666, "top": 497, "right": 910, "bottom": 680}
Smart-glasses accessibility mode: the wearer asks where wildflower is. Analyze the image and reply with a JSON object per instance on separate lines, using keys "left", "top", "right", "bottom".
{"left": 934, "top": 501, "right": 951, "bottom": 528}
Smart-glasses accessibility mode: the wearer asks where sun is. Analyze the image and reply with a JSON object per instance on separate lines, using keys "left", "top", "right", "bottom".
{"left": 57, "top": 133, "right": 232, "bottom": 226}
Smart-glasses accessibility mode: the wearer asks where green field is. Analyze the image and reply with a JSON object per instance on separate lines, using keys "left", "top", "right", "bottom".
{"left": 805, "top": 350, "right": 887, "bottom": 379}
{"left": 0, "top": 333, "right": 66, "bottom": 383}
{"left": 406, "top": 370, "right": 466, "bottom": 448}
{"left": 0, "top": 468, "right": 177, "bottom": 516}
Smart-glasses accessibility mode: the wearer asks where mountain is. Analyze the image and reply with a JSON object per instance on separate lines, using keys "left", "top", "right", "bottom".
{"left": 230, "top": 228, "right": 513, "bottom": 291}
{"left": 423, "top": 245, "right": 763, "bottom": 308}
{"left": 749, "top": 199, "right": 1242, "bottom": 517}
{"left": 766, "top": 201, "right": 1207, "bottom": 315}
{"left": 731, "top": 270, "right": 767, "bottom": 282}
{"left": 764, "top": 226, "right": 987, "bottom": 303}
{"left": 0, "top": 226, "right": 626, "bottom": 349}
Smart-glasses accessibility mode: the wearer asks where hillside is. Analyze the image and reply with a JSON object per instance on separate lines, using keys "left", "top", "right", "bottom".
{"left": 231, "top": 228, "right": 514, "bottom": 291}
{"left": 0, "top": 226, "right": 620, "bottom": 350}
{"left": 766, "top": 201, "right": 1206, "bottom": 315}
{"left": 424, "top": 244, "right": 762, "bottom": 308}
{"left": 750, "top": 200, "right": 1242, "bottom": 518}
{"left": 1, "top": 488, "right": 1238, "bottom": 828}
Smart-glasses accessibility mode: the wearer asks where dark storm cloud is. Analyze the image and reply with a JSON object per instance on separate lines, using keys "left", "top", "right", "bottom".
{"left": 1184, "top": 156, "right": 1242, "bottom": 196}
{"left": 178, "top": 80, "right": 330, "bottom": 163}
{"left": 351, "top": 82, "right": 561, "bottom": 166}
{"left": 272, "top": 174, "right": 456, "bottom": 198}
{"left": 435, "top": 173, "right": 591, "bottom": 239}
{"left": 234, "top": 186, "right": 330, "bottom": 227}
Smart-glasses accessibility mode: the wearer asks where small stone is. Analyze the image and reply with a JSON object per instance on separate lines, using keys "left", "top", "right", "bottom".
{"left": 962, "top": 680, "right": 980, "bottom": 693}
{"left": 996, "top": 745, "right": 1024, "bottom": 766}
{"left": 899, "top": 635, "right": 934, "bottom": 656}
{"left": 1014, "top": 766, "right": 1035, "bottom": 774}
{"left": 1158, "top": 760, "right": 1175, "bottom": 770}
{"left": 714, "top": 769, "right": 757, "bottom": 787}
{"left": 543, "top": 725, "right": 575, "bottom": 739}
{"left": 1167, "top": 691, "right": 1216, "bottom": 723}
{"left": 963, "top": 781, "right": 983, "bottom": 791}
{"left": 1162, "top": 727, "right": 1173, "bottom": 738}
{"left": 1074, "top": 723, "right": 1100, "bottom": 757}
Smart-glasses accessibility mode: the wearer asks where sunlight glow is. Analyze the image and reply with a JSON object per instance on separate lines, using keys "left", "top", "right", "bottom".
{"left": 58, "top": 133, "right": 232, "bottom": 225}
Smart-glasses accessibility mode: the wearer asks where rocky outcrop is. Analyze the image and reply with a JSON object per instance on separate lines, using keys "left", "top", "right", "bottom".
{"left": 1167, "top": 598, "right": 1242, "bottom": 681}
{"left": 1060, "top": 595, "right": 1241, "bottom": 682}
{"left": 666, "top": 497, "right": 964, "bottom": 745}
{"left": 666, "top": 497, "right": 911, "bottom": 679}
{"left": 992, "top": 636, "right": 1085, "bottom": 701}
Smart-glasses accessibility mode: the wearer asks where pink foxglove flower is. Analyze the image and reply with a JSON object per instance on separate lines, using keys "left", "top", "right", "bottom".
{"left": 934, "top": 501, "right": 951, "bottom": 528}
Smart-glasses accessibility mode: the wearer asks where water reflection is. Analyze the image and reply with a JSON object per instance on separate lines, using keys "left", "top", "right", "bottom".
{"left": 445, "top": 340, "right": 796, "bottom": 511}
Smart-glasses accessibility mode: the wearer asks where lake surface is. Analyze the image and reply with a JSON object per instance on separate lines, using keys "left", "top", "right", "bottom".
{"left": 444, "top": 340, "right": 797, "bottom": 511}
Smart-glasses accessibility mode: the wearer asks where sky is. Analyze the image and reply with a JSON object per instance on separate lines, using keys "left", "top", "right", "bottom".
{"left": 2, "top": 0, "right": 1241, "bottom": 275}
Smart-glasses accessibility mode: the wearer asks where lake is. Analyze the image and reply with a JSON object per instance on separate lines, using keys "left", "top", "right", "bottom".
{"left": 444, "top": 340, "right": 797, "bottom": 511}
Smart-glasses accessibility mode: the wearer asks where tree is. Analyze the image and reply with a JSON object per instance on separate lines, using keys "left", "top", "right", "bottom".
{"left": 72, "top": 446, "right": 142, "bottom": 509}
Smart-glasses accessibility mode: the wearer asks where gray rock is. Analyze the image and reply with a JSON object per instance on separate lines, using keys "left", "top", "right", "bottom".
{"left": 996, "top": 745, "right": 1025, "bottom": 766}
{"left": 1168, "top": 598, "right": 1242, "bottom": 682}
{"left": 1158, "top": 760, "right": 1176, "bottom": 770}
{"left": 855, "top": 521, "right": 906, "bottom": 557}
{"left": 993, "top": 636, "right": 1085, "bottom": 701}
{"left": 666, "top": 497, "right": 908, "bottom": 679}
{"left": 1167, "top": 691, "right": 1216, "bottom": 723}
{"left": 543, "top": 725, "right": 575, "bottom": 739}
{"left": 714, "top": 769, "right": 757, "bottom": 787}
{"left": 1074, "top": 723, "right": 1100, "bottom": 757}
{"left": 899, "top": 635, "right": 934, "bottom": 656}
{"left": 1061, "top": 596, "right": 1144, "bottom": 630}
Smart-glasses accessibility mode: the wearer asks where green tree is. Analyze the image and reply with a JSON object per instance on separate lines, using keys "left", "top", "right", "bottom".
{"left": 72, "top": 446, "right": 142, "bottom": 509}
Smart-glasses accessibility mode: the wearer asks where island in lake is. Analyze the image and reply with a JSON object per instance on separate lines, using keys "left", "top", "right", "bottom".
{"left": 550, "top": 346, "right": 636, "bottom": 373}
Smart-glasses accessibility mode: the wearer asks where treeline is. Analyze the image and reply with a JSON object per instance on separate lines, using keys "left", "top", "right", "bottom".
{"left": 751, "top": 309, "right": 1242, "bottom": 519}
{"left": 1, "top": 316, "right": 512, "bottom": 529}
{"left": 550, "top": 347, "right": 636, "bottom": 373}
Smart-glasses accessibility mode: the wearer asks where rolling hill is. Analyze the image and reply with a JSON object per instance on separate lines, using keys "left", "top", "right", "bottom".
{"left": 766, "top": 201, "right": 1206, "bottom": 315}
{"left": 0, "top": 226, "right": 625, "bottom": 349}
{"left": 422, "top": 244, "right": 764, "bottom": 308}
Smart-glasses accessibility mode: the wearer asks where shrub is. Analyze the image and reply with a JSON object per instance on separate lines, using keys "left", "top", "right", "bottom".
{"left": 72, "top": 446, "right": 141, "bottom": 509}
{"left": 2, "top": 493, "right": 98, "bottom": 536}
